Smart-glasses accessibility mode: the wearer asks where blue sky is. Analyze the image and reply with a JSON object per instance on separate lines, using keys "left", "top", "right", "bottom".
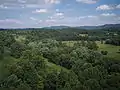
{"left": 0, "top": 0, "right": 120, "bottom": 28}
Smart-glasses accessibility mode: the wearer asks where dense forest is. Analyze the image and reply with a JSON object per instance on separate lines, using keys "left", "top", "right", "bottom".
{"left": 0, "top": 28, "right": 120, "bottom": 90}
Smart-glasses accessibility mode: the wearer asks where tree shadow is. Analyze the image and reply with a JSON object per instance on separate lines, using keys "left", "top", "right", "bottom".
{"left": 116, "top": 52, "right": 120, "bottom": 54}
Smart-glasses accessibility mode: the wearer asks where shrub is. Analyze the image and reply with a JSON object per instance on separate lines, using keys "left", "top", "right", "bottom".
{"left": 101, "top": 51, "right": 108, "bottom": 55}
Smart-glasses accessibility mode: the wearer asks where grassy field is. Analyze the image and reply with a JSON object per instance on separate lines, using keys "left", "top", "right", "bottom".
{"left": 46, "top": 60, "right": 69, "bottom": 73}
{"left": 97, "top": 41, "right": 120, "bottom": 60}
{"left": 63, "top": 41, "right": 120, "bottom": 60}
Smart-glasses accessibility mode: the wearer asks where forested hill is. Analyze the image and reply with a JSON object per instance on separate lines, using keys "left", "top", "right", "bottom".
{"left": 43, "top": 24, "right": 120, "bottom": 30}
{"left": 0, "top": 29, "right": 120, "bottom": 90}
{"left": 0, "top": 24, "right": 120, "bottom": 30}
{"left": 1, "top": 26, "right": 120, "bottom": 42}
{"left": 75, "top": 24, "right": 120, "bottom": 30}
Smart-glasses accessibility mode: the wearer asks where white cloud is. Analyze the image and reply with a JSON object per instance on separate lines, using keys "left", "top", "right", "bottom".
{"left": 55, "top": 12, "right": 64, "bottom": 16}
{"left": 79, "top": 15, "right": 97, "bottom": 19}
{"left": 0, "top": 19, "right": 22, "bottom": 24}
{"left": 48, "top": 12, "right": 64, "bottom": 20}
{"left": 30, "top": 17, "right": 37, "bottom": 21}
{"left": 87, "top": 15, "right": 97, "bottom": 18}
{"left": 46, "top": 19, "right": 56, "bottom": 22}
{"left": 36, "top": 20, "right": 43, "bottom": 24}
{"left": 96, "top": 4, "right": 120, "bottom": 10}
{"left": 53, "top": 12, "right": 64, "bottom": 19}
{"left": 96, "top": 5, "right": 114, "bottom": 10}
{"left": 116, "top": 4, "right": 120, "bottom": 9}
{"left": 101, "top": 13, "right": 116, "bottom": 17}
{"left": 0, "top": 0, "right": 58, "bottom": 9}
{"left": 26, "top": 4, "right": 40, "bottom": 8}
{"left": 55, "top": 9, "right": 59, "bottom": 12}
{"left": 0, "top": 4, "right": 8, "bottom": 9}
{"left": 45, "top": 0, "right": 60, "bottom": 4}
{"left": 78, "top": 16, "right": 86, "bottom": 19}
{"left": 76, "top": 0, "right": 98, "bottom": 4}
{"left": 32, "top": 9, "right": 48, "bottom": 13}
{"left": 39, "top": 20, "right": 43, "bottom": 22}
{"left": 46, "top": 12, "right": 64, "bottom": 24}
{"left": 29, "top": 17, "right": 43, "bottom": 24}
{"left": 18, "top": 0, "right": 26, "bottom": 3}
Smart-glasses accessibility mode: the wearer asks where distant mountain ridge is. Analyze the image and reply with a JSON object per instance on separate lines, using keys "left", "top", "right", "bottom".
{"left": 0, "top": 24, "right": 120, "bottom": 30}
{"left": 44, "top": 26, "right": 70, "bottom": 29}
{"left": 44, "top": 24, "right": 120, "bottom": 30}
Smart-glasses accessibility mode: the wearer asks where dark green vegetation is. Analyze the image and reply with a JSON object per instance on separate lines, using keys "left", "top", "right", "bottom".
{"left": 63, "top": 41, "right": 120, "bottom": 60}
{"left": 0, "top": 27, "right": 120, "bottom": 90}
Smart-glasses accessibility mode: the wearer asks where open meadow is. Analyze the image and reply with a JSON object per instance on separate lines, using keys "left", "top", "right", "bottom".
{"left": 63, "top": 41, "right": 120, "bottom": 60}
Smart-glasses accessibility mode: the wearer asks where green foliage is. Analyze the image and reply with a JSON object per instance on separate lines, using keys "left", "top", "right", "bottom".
{"left": 5, "top": 59, "right": 44, "bottom": 90}
{"left": 0, "top": 30, "right": 120, "bottom": 90}
{"left": 101, "top": 51, "right": 108, "bottom": 55}
{"left": 44, "top": 70, "right": 80, "bottom": 90}
{"left": 84, "top": 79, "right": 101, "bottom": 90}
{"left": 11, "top": 42, "right": 26, "bottom": 58}
{"left": 86, "top": 41, "right": 99, "bottom": 50}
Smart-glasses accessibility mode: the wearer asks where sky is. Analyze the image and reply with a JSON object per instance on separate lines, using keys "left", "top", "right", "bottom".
{"left": 0, "top": 0, "right": 120, "bottom": 28}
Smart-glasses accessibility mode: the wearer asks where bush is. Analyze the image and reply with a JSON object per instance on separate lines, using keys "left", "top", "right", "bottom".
{"left": 101, "top": 51, "right": 108, "bottom": 55}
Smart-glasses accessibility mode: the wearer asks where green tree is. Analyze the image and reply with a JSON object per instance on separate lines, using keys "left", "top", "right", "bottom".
{"left": 11, "top": 42, "right": 26, "bottom": 58}
{"left": 84, "top": 79, "right": 100, "bottom": 90}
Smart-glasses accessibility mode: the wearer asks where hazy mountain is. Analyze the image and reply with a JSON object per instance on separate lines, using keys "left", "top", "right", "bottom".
{"left": 101, "top": 24, "right": 120, "bottom": 28}
{"left": 44, "top": 24, "right": 120, "bottom": 30}
{"left": 44, "top": 26, "right": 70, "bottom": 29}
{"left": 0, "top": 24, "right": 120, "bottom": 30}
{"left": 75, "top": 26, "right": 100, "bottom": 30}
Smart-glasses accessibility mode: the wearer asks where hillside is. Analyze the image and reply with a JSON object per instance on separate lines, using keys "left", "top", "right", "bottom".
{"left": 43, "top": 24, "right": 120, "bottom": 30}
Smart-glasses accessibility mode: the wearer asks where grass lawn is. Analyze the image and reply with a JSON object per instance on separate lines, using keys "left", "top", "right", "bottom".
{"left": 97, "top": 41, "right": 120, "bottom": 60}
{"left": 46, "top": 61, "right": 69, "bottom": 73}
{"left": 62, "top": 41, "right": 120, "bottom": 60}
